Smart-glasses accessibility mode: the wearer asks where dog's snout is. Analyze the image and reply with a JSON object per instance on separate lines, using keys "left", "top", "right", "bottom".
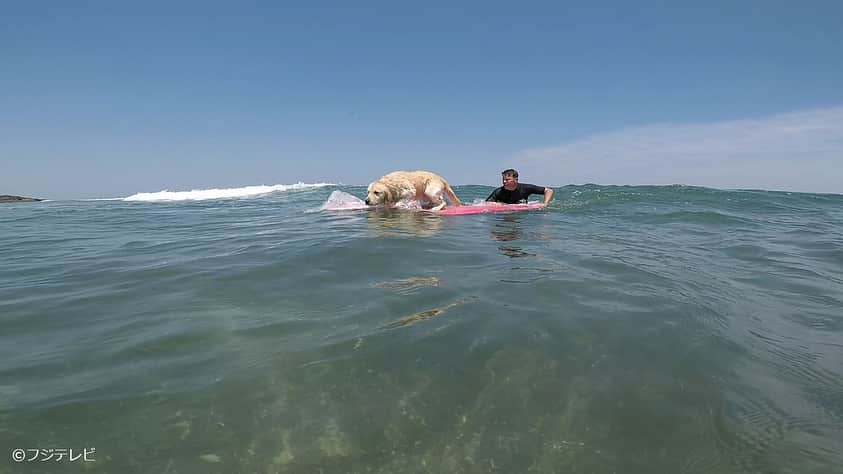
{"left": 364, "top": 198, "right": 370, "bottom": 205}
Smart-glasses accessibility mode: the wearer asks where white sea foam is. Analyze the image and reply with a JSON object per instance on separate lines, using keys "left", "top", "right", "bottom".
{"left": 320, "top": 190, "right": 427, "bottom": 211}
{"left": 321, "top": 190, "right": 368, "bottom": 210}
{"left": 123, "top": 182, "right": 335, "bottom": 202}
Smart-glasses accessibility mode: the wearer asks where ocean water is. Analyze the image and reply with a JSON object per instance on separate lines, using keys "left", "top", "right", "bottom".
{"left": 1, "top": 183, "right": 842, "bottom": 474}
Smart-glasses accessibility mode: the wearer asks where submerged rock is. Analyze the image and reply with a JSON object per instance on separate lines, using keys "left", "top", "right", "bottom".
{"left": 198, "top": 453, "right": 222, "bottom": 463}
{"left": 381, "top": 297, "right": 476, "bottom": 329}
{"left": 373, "top": 277, "right": 442, "bottom": 291}
{"left": 0, "top": 195, "right": 42, "bottom": 202}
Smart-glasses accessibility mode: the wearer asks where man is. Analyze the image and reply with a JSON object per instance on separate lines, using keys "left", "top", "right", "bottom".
{"left": 486, "top": 169, "right": 553, "bottom": 205}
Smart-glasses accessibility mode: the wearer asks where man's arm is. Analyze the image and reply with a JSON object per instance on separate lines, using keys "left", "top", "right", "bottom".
{"left": 485, "top": 189, "right": 498, "bottom": 202}
{"left": 542, "top": 187, "right": 553, "bottom": 205}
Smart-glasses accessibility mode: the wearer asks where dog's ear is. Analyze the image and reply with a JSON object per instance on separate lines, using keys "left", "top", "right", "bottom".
{"left": 385, "top": 186, "right": 397, "bottom": 203}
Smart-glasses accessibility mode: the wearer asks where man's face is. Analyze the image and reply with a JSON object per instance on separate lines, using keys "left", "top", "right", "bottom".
{"left": 502, "top": 174, "right": 518, "bottom": 191}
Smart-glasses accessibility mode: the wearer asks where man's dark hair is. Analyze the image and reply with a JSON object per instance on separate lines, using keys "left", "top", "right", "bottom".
{"left": 501, "top": 169, "right": 519, "bottom": 178}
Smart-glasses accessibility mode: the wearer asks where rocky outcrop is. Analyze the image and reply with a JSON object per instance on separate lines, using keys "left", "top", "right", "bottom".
{"left": 0, "top": 195, "right": 42, "bottom": 202}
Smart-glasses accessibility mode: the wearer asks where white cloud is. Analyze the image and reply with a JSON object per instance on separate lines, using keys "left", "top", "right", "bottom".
{"left": 514, "top": 106, "right": 843, "bottom": 194}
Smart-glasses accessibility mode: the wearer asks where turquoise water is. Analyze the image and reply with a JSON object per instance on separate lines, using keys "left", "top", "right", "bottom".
{"left": 1, "top": 184, "right": 842, "bottom": 473}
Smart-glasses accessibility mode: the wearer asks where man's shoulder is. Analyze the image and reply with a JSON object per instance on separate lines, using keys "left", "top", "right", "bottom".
{"left": 519, "top": 183, "right": 545, "bottom": 192}
{"left": 486, "top": 186, "right": 505, "bottom": 201}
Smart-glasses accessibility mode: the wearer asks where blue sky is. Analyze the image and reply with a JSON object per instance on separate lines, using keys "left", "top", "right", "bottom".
{"left": 2, "top": 1, "right": 842, "bottom": 198}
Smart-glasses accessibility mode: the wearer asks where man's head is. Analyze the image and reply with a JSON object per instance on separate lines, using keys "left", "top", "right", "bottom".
{"left": 501, "top": 169, "right": 519, "bottom": 191}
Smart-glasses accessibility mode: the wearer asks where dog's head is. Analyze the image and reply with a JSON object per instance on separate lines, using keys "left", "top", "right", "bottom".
{"left": 365, "top": 180, "right": 395, "bottom": 206}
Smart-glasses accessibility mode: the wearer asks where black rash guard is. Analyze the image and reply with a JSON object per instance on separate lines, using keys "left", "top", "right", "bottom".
{"left": 485, "top": 183, "right": 546, "bottom": 204}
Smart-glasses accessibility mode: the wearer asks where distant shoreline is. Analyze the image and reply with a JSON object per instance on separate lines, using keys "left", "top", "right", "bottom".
{"left": 0, "top": 195, "right": 42, "bottom": 203}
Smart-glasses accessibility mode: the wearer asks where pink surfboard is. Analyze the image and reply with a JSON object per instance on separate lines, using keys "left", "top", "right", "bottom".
{"left": 430, "top": 202, "right": 546, "bottom": 215}
{"left": 322, "top": 192, "right": 547, "bottom": 215}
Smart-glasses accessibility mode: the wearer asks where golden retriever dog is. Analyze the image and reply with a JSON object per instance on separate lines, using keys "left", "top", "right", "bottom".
{"left": 365, "top": 171, "right": 462, "bottom": 210}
